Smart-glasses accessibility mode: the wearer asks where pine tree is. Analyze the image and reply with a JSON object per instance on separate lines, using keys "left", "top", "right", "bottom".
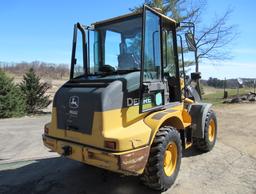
{"left": 0, "top": 70, "right": 25, "bottom": 118}
{"left": 19, "top": 68, "right": 51, "bottom": 114}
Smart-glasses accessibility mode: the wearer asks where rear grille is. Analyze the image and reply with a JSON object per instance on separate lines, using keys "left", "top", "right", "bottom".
{"left": 54, "top": 87, "right": 104, "bottom": 135}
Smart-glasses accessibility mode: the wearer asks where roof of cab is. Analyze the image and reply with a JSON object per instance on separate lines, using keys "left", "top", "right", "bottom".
{"left": 92, "top": 7, "right": 177, "bottom": 27}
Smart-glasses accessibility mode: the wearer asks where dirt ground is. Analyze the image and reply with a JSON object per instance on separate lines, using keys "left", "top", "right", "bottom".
{"left": 0, "top": 104, "right": 256, "bottom": 194}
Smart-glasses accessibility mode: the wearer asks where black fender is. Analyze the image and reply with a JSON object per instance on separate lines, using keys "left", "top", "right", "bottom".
{"left": 188, "top": 103, "right": 212, "bottom": 138}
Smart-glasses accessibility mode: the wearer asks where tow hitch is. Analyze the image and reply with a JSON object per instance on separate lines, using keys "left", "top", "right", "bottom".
{"left": 62, "top": 145, "right": 72, "bottom": 156}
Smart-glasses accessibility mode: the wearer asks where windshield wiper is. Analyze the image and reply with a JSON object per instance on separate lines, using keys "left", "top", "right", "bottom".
{"left": 98, "top": 69, "right": 140, "bottom": 77}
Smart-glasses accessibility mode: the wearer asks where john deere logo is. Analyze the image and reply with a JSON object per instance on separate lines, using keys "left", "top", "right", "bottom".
{"left": 69, "top": 96, "right": 79, "bottom": 109}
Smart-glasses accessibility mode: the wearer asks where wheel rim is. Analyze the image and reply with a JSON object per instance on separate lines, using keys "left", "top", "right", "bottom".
{"left": 208, "top": 119, "right": 216, "bottom": 142}
{"left": 163, "top": 142, "right": 177, "bottom": 176}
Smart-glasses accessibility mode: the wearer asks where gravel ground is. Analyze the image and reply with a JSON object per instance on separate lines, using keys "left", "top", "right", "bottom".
{"left": 0, "top": 104, "right": 256, "bottom": 194}
{"left": 0, "top": 115, "right": 57, "bottom": 163}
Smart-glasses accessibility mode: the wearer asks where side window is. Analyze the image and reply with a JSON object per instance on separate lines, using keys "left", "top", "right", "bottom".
{"left": 143, "top": 10, "right": 161, "bottom": 81}
{"left": 163, "top": 31, "right": 176, "bottom": 77}
{"left": 73, "top": 29, "right": 84, "bottom": 78}
{"left": 105, "top": 31, "right": 121, "bottom": 69}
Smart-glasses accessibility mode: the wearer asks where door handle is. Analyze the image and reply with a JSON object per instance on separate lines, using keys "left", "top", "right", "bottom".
{"left": 142, "top": 84, "right": 149, "bottom": 93}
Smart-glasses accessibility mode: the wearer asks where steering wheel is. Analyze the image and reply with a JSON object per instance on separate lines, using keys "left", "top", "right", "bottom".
{"left": 99, "top": 65, "right": 116, "bottom": 73}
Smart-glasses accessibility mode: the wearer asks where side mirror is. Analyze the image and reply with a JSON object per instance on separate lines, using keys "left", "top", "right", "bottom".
{"left": 191, "top": 72, "right": 201, "bottom": 81}
{"left": 185, "top": 32, "right": 196, "bottom": 51}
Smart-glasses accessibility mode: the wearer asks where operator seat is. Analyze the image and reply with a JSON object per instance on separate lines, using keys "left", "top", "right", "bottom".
{"left": 118, "top": 42, "right": 139, "bottom": 70}
{"left": 118, "top": 54, "right": 138, "bottom": 70}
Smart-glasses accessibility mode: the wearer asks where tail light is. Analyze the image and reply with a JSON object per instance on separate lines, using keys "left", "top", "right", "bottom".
{"left": 44, "top": 125, "right": 49, "bottom": 134}
{"left": 104, "top": 141, "right": 116, "bottom": 149}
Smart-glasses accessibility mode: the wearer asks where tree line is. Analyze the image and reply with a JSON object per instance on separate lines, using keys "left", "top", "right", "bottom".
{"left": 203, "top": 77, "right": 255, "bottom": 89}
{"left": 0, "top": 61, "right": 69, "bottom": 79}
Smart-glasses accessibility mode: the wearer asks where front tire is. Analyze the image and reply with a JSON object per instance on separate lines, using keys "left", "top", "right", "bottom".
{"left": 141, "top": 127, "right": 182, "bottom": 191}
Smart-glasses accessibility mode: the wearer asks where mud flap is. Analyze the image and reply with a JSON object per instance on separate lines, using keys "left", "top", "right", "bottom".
{"left": 188, "top": 103, "right": 212, "bottom": 138}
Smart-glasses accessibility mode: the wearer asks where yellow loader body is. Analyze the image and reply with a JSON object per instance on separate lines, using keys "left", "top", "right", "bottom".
{"left": 43, "top": 104, "right": 189, "bottom": 175}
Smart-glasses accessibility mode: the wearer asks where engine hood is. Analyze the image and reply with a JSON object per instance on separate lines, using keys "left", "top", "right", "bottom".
{"left": 53, "top": 72, "right": 140, "bottom": 135}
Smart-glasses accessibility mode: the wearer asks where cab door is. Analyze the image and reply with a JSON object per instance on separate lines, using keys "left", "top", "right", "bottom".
{"left": 140, "top": 6, "right": 165, "bottom": 113}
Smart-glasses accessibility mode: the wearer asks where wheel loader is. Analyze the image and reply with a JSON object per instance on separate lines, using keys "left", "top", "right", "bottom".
{"left": 42, "top": 5, "right": 217, "bottom": 191}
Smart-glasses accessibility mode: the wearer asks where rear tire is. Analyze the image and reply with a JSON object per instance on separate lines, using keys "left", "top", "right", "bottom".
{"left": 141, "top": 127, "right": 182, "bottom": 191}
{"left": 194, "top": 110, "right": 217, "bottom": 151}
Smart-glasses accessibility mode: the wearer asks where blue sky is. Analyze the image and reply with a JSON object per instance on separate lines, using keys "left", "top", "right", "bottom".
{"left": 199, "top": 0, "right": 256, "bottom": 79}
{"left": 0, "top": 0, "right": 255, "bottom": 79}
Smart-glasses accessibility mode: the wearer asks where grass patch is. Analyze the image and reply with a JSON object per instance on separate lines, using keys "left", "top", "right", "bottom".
{"left": 202, "top": 87, "right": 252, "bottom": 105}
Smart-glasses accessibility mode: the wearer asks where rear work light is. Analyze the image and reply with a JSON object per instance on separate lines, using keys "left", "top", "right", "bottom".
{"left": 104, "top": 141, "right": 116, "bottom": 149}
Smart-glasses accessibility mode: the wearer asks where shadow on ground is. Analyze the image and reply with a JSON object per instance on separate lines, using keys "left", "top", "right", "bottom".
{"left": 0, "top": 157, "right": 161, "bottom": 194}
{"left": 182, "top": 146, "right": 203, "bottom": 158}
{"left": 0, "top": 146, "right": 203, "bottom": 194}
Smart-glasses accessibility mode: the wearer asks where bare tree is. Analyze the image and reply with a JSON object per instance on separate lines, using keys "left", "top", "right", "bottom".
{"left": 132, "top": 0, "right": 237, "bottom": 72}
{"left": 195, "top": 8, "right": 237, "bottom": 70}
